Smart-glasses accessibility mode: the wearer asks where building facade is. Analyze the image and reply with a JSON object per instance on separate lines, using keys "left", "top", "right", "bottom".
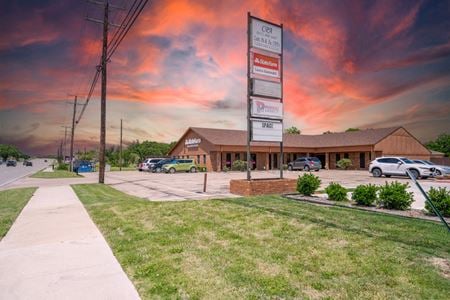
{"left": 168, "top": 127, "right": 431, "bottom": 171}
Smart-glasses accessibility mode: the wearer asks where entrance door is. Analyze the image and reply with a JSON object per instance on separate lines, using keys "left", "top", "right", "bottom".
{"left": 226, "top": 153, "right": 232, "bottom": 169}
{"left": 359, "top": 152, "right": 365, "bottom": 169}
{"left": 251, "top": 153, "right": 257, "bottom": 170}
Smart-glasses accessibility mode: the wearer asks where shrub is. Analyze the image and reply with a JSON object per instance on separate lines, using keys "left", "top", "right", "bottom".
{"left": 337, "top": 158, "right": 352, "bottom": 170}
{"left": 231, "top": 160, "right": 247, "bottom": 171}
{"left": 426, "top": 187, "right": 450, "bottom": 217}
{"left": 297, "top": 173, "right": 321, "bottom": 196}
{"left": 352, "top": 184, "right": 378, "bottom": 206}
{"left": 325, "top": 182, "right": 347, "bottom": 201}
{"left": 56, "top": 163, "right": 69, "bottom": 171}
{"left": 378, "top": 181, "right": 414, "bottom": 210}
{"left": 222, "top": 166, "right": 230, "bottom": 172}
{"left": 282, "top": 164, "right": 288, "bottom": 170}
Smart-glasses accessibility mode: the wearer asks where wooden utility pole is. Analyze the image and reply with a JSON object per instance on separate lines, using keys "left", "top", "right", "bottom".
{"left": 98, "top": 1, "right": 109, "bottom": 183}
{"left": 70, "top": 96, "right": 77, "bottom": 172}
{"left": 119, "top": 118, "right": 123, "bottom": 171}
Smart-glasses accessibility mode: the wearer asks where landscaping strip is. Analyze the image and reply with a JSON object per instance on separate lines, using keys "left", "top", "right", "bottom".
{"left": 31, "top": 170, "right": 83, "bottom": 178}
{"left": 73, "top": 183, "right": 450, "bottom": 299}
{"left": 283, "top": 193, "right": 450, "bottom": 223}
{"left": 0, "top": 187, "right": 36, "bottom": 240}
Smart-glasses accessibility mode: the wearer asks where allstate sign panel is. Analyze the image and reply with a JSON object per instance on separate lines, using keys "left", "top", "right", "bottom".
{"left": 252, "top": 52, "right": 280, "bottom": 78}
{"left": 251, "top": 119, "right": 282, "bottom": 142}
{"left": 251, "top": 98, "right": 283, "bottom": 120}
{"left": 251, "top": 19, "right": 282, "bottom": 54}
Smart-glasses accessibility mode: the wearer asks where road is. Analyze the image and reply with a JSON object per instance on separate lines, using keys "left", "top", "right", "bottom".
{"left": 0, "top": 159, "right": 50, "bottom": 187}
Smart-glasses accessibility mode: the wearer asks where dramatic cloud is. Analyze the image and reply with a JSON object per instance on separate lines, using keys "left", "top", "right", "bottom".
{"left": 0, "top": 0, "right": 449, "bottom": 155}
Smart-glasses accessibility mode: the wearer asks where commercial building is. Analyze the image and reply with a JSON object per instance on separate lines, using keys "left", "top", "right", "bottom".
{"left": 169, "top": 126, "right": 431, "bottom": 171}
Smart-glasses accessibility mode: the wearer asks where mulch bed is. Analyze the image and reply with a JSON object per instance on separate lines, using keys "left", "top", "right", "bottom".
{"left": 283, "top": 193, "right": 450, "bottom": 223}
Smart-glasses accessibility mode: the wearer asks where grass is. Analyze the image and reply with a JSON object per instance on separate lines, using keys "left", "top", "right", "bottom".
{"left": 31, "top": 170, "right": 83, "bottom": 178}
{"left": 0, "top": 187, "right": 37, "bottom": 240}
{"left": 110, "top": 166, "right": 136, "bottom": 171}
{"left": 73, "top": 184, "right": 450, "bottom": 299}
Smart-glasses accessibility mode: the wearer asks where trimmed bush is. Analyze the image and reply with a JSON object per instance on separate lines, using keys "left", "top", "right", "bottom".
{"left": 378, "top": 181, "right": 413, "bottom": 210}
{"left": 231, "top": 160, "right": 247, "bottom": 171}
{"left": 352, "top": 184, "right": 378, "bottom": 206}
{"left": 426, "top": 187, "right": 450, "bottom": 217}
{"left": 56, "top": 163, "right": 69, "bottom": 171}
{"left": 325, "top": 182, "right": 347, "bottom": 201}
{"left": 337, "top": 158, "right": 352, "bottom": 170}
{"left": 297, "top": 173, "right": 321, "bottom": 196}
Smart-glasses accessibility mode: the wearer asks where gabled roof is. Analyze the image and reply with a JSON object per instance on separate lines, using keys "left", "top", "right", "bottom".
{"left": 189, "top": 126, "right": 402, "bottom": 148}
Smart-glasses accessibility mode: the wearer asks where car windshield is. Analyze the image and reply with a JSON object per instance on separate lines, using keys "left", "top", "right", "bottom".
{"left": 150, "top": 159, "right": 161, "bottom": 163}
{"left": 423, "top": 160, "right": 435, "bottom": 165}
{"left": 400, "top": 158, "right": 414, "bottom": 164}
{"left": 414, "top": 160, "right": 425, "bottom": 164}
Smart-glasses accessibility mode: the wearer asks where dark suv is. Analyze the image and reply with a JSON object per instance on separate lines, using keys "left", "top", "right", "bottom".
{"left": 288, "top": 157, "right": 322, "bottom": 171}
{"left": 151, "top": 158, "right": 177, "bottom": 173}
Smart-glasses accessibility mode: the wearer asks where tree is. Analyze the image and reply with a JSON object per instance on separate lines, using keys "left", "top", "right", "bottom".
{"left": 427, "top": 133, "right": 450, "bottom": 157}
{"left": 285, "top": 126, "right": 301, "bottom": 134}
{"left": 345, "top": 128, "right": 360, "bottom": 132}
{"left": 0, "top": 144, "right": 22, "bottom": 161}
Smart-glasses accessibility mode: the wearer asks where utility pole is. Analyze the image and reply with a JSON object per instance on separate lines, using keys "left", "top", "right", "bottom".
{"left": 70, "top": 96, "right": 77, "bottom": 172}
{"left": 61, "top": 126, "right": 69, "bottom": 159}
{"left": 119, "top": 118, "right": 123, "bottom": 171}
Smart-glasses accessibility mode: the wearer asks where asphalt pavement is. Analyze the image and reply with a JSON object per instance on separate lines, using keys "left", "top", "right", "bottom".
{"left": 0, "top": 159, "right": 50, "bottom": 187}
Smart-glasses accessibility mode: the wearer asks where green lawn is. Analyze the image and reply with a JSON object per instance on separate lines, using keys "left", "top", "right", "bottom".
{"left": 0, "top": 187, "right": 36, "bottom": 240}
{"left": 31, "top": 170, "right": 83, "bottom": 178}
{"left": 73, "top": 184, "right": 450, "bottom": 299}
{"left": 110, "top": 166, "right": 136, "bottom": 171}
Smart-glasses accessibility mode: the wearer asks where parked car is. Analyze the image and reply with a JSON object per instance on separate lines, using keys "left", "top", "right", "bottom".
{"left": 162, "top": 159, "right": 197, "bottom": 173}
{"left": 287, "top": 157, "right": 322, "bottom": 171}
{"left": 369, "top": 157, "right": 434, "bottom": 179}
{"left": 151, "top": 158, "right": 178, "bottom": 173}
{"left": 6, "top": 160, "right": 17, "bottom": 167}
{"left": 412, "top": 160, "right": 450, "bottom": 177}
{"left": 138, "top": 158, "right": 165, "bottom": 172}
{"left": 24, "top": 161, "right": 33, "bottom": 166}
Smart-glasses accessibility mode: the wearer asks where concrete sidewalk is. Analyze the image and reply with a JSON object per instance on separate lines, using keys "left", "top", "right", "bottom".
{"left": 0, "top": 186, "right": 140, "bottom": 300}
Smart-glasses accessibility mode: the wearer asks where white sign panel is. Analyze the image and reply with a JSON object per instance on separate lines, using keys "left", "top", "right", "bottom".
{"left": 185, "top": 138, "right": 201, "bottom": 148}
{"left": 252, "top": 79, "right": 282, "bottom": 98}
{"left": 251, "top": 98, "right": 283, "bottom": 119}
{"left": 251, "top": 119, "right": 283, "bottom": 142}
{"left": 252, "top": 52, "right": 280, "bottom": 78}
{"left": 251, "top": 18, "right": 282, "bottom": 54}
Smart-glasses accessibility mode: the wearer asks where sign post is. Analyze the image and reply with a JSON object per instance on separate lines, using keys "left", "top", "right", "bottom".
{"left": 247, "top": 13, "right": 283, "bottom": 180}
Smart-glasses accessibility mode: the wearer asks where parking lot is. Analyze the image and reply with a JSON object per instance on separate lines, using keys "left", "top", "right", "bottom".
{"left": 88, "top": 169, "right": 449, "bottom": 209}
{"left": 4, "top": 168, "right": 449, "bottom": 209}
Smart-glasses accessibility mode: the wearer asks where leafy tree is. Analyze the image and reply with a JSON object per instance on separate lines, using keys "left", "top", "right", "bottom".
{"left": 0, "top": 144, "right": 22, "bottom": 161}
{"left": 285, "top": 126, "right": 301, "bottom": 134}
{"left": 426, "top": 133, "right": 450, "bottom": 157}
{"left": 345, "top": 128, "right": 360, "bottom": 132}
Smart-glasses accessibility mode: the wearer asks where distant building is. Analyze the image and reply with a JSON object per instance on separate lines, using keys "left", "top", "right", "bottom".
{"left": 169, "top": 127, "right": 431, "bottom": 171}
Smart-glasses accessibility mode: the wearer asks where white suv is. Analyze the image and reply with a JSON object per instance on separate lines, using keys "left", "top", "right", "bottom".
{"left": 369, "top": 157, "right": 435, "bottom": 179}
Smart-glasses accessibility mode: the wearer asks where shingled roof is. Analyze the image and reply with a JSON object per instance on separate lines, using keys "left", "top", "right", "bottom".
{"left": 190, "top": 126, "right": 402, "bottom": 148}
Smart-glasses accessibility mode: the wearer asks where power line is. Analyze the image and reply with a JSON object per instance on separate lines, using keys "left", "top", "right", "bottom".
{"left": 107, "top": 0, "right": 148, "bottom": 61}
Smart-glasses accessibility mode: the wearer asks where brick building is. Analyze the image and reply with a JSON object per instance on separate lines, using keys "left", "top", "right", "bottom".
{"left": 168, "top": 127, "right": 431, "bottom": 171}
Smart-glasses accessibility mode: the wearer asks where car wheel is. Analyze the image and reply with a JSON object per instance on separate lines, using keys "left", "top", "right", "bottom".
{"left": 288, "top": 165, "right": 293, "bottom": 171}
{"left": 190, "top": 167, "right": 197, "bottom": 173}
{"left": 372, "top": 168, "right": 382, "bottom": 177}
{"left": 169, "top": 167, "right": 176, "bottom": 174}
{"left": 435, "top": 170, "right": 442, "bottom": 176}
{"left": 304, "top": 165, "right": 310, "bottom": 172}
{"left": 409, "top": 169, "right": 419, "bottom": 179}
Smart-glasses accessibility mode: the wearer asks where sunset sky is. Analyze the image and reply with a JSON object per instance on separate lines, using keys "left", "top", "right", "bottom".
{"left": 0, "top": 0, "right": 449, "bottom": 155}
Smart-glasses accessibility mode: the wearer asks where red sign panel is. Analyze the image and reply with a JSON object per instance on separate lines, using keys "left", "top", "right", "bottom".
{"left": 252, "top": 52, "right": 280, "bottom": 78}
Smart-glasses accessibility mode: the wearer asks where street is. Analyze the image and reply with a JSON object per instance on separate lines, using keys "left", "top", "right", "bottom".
{"left": 0, "top": 159, "right": 50, "bottom": 187}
